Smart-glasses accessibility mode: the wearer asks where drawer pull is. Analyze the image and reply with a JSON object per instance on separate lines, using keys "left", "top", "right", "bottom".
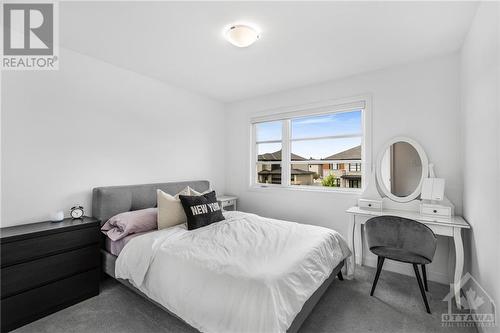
{"left": 433, "top": 210, "right": 437, "bottom": 213}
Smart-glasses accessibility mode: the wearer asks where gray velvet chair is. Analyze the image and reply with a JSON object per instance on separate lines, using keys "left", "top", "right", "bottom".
{"left": 365, "top": 216, "right": 437, "bottom": 313}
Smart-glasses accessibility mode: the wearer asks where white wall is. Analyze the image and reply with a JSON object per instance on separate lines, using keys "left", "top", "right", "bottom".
{"left": 225, "top": 54, "right": 461, "bottom": 284}
{"left": 1, "top": 48, "right": 225, "bottom": 227}
{"left": 460, "top": 2, "right": 499, "bottom": 331}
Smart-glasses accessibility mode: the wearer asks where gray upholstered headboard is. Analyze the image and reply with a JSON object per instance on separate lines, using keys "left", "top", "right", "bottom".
{"left": 92, "top": 180, "right": 210, "bottom": 223}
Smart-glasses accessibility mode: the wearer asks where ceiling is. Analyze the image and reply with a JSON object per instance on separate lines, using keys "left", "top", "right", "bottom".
{"left": 60, "top": 1, "right": 478, "bottom": 102}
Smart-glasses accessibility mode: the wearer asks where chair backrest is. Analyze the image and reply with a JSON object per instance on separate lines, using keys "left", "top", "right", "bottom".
{"left": 365, "top": 215, "right": 437, "bottom": 263}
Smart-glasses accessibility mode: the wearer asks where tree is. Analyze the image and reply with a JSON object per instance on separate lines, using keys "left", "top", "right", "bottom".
{"left": 321, "top": 174, "right": 338, "bottom": 187}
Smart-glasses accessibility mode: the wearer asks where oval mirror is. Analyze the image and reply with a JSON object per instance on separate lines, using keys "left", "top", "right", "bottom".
{"left": 376, "top": 137, "right": 428, "bottom": 203}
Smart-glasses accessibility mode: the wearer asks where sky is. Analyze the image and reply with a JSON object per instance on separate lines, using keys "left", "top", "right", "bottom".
{"left": 256, "top": 110, "right": 362, "bottom": 160}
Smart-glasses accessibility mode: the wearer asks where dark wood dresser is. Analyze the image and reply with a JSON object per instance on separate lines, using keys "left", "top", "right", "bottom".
{"left": 0, "top": 217, "right": 101, "bottom": 332}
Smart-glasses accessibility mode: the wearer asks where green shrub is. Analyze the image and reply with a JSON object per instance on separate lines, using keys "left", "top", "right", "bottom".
{"left": 321, "top": 174, "right": 337, "bottom": 187}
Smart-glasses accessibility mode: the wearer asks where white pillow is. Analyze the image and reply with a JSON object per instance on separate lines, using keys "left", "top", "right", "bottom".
{"left": 189, "top": 187, "right": 213, "bottom": 196}
{"left": 157, "top": 187, "right": 195, "bottom": 230}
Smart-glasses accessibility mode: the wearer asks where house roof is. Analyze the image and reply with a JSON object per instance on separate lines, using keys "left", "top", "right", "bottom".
{"left": 258, "top": 150, "right": 307, "bottom": 161}
{"left": 258, "top": 167, "right": 314, "bottom": 175}
{"left": 258, "top": 146, "right": 361, "bottom": 162}
{"left": 323, "top": 145, "right": 361, "bottom": 160}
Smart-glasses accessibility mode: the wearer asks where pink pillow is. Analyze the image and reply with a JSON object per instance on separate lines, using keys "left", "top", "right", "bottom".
{"left": 101, "top": 208, "right": 157, "bottom": 241}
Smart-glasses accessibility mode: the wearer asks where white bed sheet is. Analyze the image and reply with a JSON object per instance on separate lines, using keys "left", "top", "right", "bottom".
{"left": 115, "top": 211, "right": 351, "bottom": 333}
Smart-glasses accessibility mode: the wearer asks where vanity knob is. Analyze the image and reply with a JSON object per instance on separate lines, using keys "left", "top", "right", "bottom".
{"left": 433, "top": 210, "right": 437, "bottom": 213}
{"left": 368, "top": 204, "right": 372, "bottom": 207}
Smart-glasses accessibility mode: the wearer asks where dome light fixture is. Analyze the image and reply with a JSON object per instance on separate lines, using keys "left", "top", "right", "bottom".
{"left": 224, "top": 24, "right": 260, "bottom": 48}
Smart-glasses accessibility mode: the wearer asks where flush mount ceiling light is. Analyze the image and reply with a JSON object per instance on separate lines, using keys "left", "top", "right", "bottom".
{"left": 224, "top": 24, "right": 260, "bottom": 48}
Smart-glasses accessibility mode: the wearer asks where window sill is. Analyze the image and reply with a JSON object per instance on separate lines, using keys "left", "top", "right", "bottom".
{"left": 248, "top": 184, "right": 363, "bottom": 195}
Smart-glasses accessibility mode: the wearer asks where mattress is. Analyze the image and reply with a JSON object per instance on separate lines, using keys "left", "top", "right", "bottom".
{"left": 115, "top": 211, "right": 351, "bottom": 333}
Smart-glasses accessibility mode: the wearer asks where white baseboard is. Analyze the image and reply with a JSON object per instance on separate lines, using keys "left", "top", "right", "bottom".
{"left": 361, "top": 255, "right": 449, "bottom": 285}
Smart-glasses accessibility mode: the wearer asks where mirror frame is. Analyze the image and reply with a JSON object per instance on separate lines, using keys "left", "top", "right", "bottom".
{"left": 375, "top": 136, "right": 429, "bottom": 203}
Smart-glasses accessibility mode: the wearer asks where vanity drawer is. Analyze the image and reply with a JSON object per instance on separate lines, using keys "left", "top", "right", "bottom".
{"left": 358, "top": 199, "right": 382, "bottom": 211}
{"left": 420, "top": 204, "right": 451, "bottom": 218}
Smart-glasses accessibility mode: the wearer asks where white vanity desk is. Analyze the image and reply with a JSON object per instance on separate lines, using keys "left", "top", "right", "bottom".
{"left": 346, "top": 205, "right": 470, "bottom": 307}
{"left": 347, "top": 136, "right": 471, "bottom": 308}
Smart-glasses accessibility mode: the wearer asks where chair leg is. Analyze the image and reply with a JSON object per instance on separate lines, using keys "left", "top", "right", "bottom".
{"left": 421, "top": 264, "right": 428, "bottom": 292}
{"left": 370, "top": 256, "right": 385, "bottom": 296}
{"left": 337, "top": 271, "right": 344, "bottom": 281}
{"left": 413, "top": 264, "right": 431, "bottom": 314}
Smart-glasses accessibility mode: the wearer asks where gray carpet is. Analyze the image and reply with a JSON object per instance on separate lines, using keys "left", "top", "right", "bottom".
{"left": 14, "top": 266, "right": 477, "bottom": 333}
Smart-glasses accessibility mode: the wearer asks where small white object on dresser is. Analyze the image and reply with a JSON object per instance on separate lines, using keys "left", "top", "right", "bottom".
{"left": 217, "top": 195, "right": 238, "bottom": 211}
{"left": 420, "top": 176, "right": 453, "bottom": 218}
{"left": 49, "top": 210, "right": 64, "bottom": 222}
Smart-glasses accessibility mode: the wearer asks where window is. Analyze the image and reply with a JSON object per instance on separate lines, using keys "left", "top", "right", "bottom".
{"left": 348, "top": 179, "right": 361, "bottom": 188}
{"left": 349, "top": 163, "right": 361, "bottom": 172}
{"left": 252, "top": 99, "right": 367, "bottom": 191}
{"left": 334, "top": 178, "right": 341, "bottom": 187}
{"left": 255, "top": 121, "right": 283, "bottom": 185}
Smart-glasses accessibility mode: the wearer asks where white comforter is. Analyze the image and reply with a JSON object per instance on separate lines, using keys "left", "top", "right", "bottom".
{"left": 115, "top": 211, "right": 351, "bottom": 333}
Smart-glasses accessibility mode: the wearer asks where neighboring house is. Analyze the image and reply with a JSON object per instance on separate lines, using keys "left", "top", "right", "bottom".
{"left": 308, "top": 163, "right": 322, "bottom": 175}
{"left": 257, "top": 145, "right": 362, "bottom": 188}
{"left": 322, "top": 145, "right": 362, "bottom": 188}
{"left": 257, "top": 150, "right": 315, "bottom": 185}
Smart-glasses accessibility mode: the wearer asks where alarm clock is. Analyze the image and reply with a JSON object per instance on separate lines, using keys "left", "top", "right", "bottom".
{"left": 70, "top": 205, "right": 84, "bottom": 219}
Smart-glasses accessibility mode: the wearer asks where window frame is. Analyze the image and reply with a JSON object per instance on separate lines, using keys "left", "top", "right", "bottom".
{"left": 250, "top": 95, "right": 372, "bottom": 193}
{"left": 349, "top": 163, "right": 362, "bottom": 172}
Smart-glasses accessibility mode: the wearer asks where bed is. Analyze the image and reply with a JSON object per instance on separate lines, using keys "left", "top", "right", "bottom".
{"left": 93, "top": 180, "right": 351, "bottom": 333}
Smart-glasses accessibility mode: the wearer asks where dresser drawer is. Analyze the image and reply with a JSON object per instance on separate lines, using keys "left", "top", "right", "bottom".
{"left": 1, "top": 245, "right": 99, "bottom": 298}
{"left": 1, "top": 226, "right": 99, "bottom": 267}
{"left": 1, "top": 268, "right": 99, "bottom": 332}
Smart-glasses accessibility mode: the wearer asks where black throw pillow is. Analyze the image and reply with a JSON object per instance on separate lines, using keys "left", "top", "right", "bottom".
{"left": 179, "top": 191, "right": 225, "bottom": 230}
